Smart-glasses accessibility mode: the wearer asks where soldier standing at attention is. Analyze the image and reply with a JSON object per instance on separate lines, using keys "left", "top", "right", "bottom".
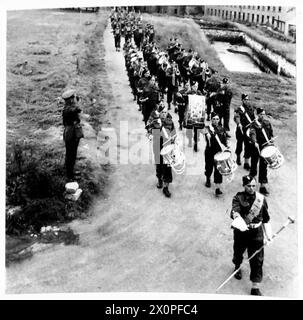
{"left": 62, "top": 89, "right": 83, "bottom": 181}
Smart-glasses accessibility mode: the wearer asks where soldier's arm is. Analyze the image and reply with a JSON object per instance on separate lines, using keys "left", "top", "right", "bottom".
{"left": 262, "top": 197, "right": 270, "bottom": 223}
{"left": 234, "top": 108, "right": 241, "bottom": 125}
{"left": 231, "top": 193, "right": 241, "bottom": 219}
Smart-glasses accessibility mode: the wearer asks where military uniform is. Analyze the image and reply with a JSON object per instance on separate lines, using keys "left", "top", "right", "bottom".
{"left": 204, "top": 123, "right": 228, "bottom": 185}
{"left": 62, "top": 90, "right": 82, "bottom": 180}
{"left": 234, "top": 100, "right": 255, "bottom": 165}
{"left": 231, "top": 190, "right": 270, "bottom": 284}
{"left": 147, "top": 109, "right": 176, "bottom": 189}
{"left": 175, "top": 86, "right": 190, "bottom": 129}
{"left": 249, "top": 117, "right": 274, "bottom": 185}
{"left": 214, "top": 83, "right": 233, "bottom": 132}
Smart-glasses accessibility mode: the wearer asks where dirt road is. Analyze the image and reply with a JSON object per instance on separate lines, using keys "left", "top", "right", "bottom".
{"left": 6, "top": 18, "right": 298, "bottom": 298}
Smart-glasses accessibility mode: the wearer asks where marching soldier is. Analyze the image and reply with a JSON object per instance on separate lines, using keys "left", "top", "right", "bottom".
{"left": 234, "top": 94, "right": 256, "bottom": 169}
{"left": 140, "top": 75, "right": 160, "bottom": 125}
{"left": 204, "top": 112, "right": 229, "bottom": 196}
{"left": 214, "top": 77, "right": 233, "bottom": 137}
{"left": 165, "top": 60, "right": 181, "bottom": 110}
{"left": 230, "top": 175, "right": 272, "bottom": 296}
{"left": 175, "top": 81, "right": 191, "bottom": 130}
{"left": 146, "top": 102, "right": 177, "bottom": 198}
{"left": 249, "top": 107, "right": 274, "bottom": 195}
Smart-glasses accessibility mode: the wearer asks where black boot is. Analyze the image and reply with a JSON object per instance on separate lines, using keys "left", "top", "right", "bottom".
{"left": 205, "top": 177, "right": 211, "bottom": 188}
{"left": 157, "top": 179, "right": 163, "bottom": 189}
{"left": 215, "top": 188, "right": 223, "bottom": 196}
{"left": 251, "top": 288, "right": 262, "bottom": 296}
{"left": 234, "top": 267, "right": 242, "bottom": 280}
{"left": 259, "top": 186, "right": 269, "bottom": 195}
{"left": 163, "top": 187, "right": 171, "bottom": 198}
{"left": 243, "top": 163, "right": 250, "bottom": 170}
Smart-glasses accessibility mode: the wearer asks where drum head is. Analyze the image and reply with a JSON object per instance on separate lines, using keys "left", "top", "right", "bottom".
{"left": 160, "top": 144, "right": 174, "bottom": 156}
{"left": 261, "top": 146, "right": 276, "bottom": 158}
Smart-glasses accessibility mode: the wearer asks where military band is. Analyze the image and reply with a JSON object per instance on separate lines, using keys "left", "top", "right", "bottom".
{"left": 110, "top": 7, "right": 286, "bottom": 296}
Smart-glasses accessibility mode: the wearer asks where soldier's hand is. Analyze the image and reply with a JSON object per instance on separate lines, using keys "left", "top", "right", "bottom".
{"left": 264, "top": 237, "right": 273, "bottom": 245}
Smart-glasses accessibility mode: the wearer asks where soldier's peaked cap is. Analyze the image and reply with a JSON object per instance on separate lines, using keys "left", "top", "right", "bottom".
{"left": 62, "top": 89, "right": 76, "bottom": 99}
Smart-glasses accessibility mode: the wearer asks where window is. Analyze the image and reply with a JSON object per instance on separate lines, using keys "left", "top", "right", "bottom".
{"left": 278, "top": 6, "right": 282, "bottom": 12}
{"left": 230, "top": 11, "right": 232, "bottom": 19}
{"left": 272, "top": 16, "right": 275, "bottom": 25}
{"left": 262, "top": 6, "right": 265, "bottom": 11}
{"left": 257, "top": 6, "right": 260, "bottom": 10}
{"left": 243, "top": 13, "right": 245, "bottom": 20}
{"left": 252, "top": 6, "right": 255, "bottom": 10}
{"left": 267, "top": 15, "right": 269, "bottom": 22}
{"left": 261, "top": 15, "right": 264, "bottom": 23}
{"left": 234, "top": 11, "right": 236, "bottom": 19}
{"left": 174, "top": 8, "right": 178, "bottom": 14}
{"left": 218, "top": 9, "right": 220, "bottom": 16}
{"left": 238, "top": 12, "right": 241, "bottom": 20}
{"left": 267, "top": 6, "right": 270, "bottom": 11}
{"left": 252, "top": 13, "right": 254, "bottom": 22}
{"left": 247, "top": 13, "right": 250, "bottom": 21}
{"left": 256, "top": 14, "right": 259, "bottom": 23}
{"left": 211, "top": 9, "right": 213, "bottom": 15}
{"left": 215, "top": 9, "right": 217, "bottom": 15}
{"left": 248, "top": 6, "right": 251, "bottom": 9}
{"left": 273, "top": 6, "right": 276, "bottom": 12}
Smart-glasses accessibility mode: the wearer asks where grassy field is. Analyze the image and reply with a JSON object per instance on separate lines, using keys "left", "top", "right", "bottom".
{"left": 6, "top": 8, "right": 111, "bottom": 244}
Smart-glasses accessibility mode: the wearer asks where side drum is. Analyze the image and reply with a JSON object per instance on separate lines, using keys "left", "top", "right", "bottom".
{"left": 160, "top": 144, "right": 186, "bottom": 174}
{"left": 214, "top": 150, "right": 237, "bottom": 176}
{"left": 260, "top": 145, "right": 284, "bottom": 169}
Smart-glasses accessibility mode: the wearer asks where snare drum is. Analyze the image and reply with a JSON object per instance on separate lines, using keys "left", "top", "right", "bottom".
{"left": 160, "top": 144, "right": 185, "bottom": 174}
{"left": 214, "top": 150, "right": 237, "bottom": 176}
{"left": 260, "top": 145, "right": 284, "bottom": 169}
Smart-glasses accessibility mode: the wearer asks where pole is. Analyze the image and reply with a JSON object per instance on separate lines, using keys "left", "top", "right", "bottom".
{"left": 215, "top": 216, "right": 295, "bottom": 293}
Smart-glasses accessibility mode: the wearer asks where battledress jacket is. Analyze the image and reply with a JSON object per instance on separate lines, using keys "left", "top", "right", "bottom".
{"left": 231, "top": 191, "right": 270, "bottom": 225}
{"left": 147, "top": 111, "right": 176, "bottom": 161}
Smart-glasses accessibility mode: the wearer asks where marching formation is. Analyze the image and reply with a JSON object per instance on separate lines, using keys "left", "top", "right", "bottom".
{"left": 110, "top": 8, "right": 288, "bottom": 296}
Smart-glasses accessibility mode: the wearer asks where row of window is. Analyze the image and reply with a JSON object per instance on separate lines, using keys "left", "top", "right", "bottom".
{"left": 207, "top": 9, "right": 285, "bottom": 32}
{"left": 222, "top": 6, "right": 281, "bottom": 12}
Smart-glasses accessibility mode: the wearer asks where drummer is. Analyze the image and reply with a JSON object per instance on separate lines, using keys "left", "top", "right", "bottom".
{"left": 234, "top": 93, "right": 256, "bottom": 169}
{"left": 146, "top": 101, "right": 176, "bottom": 198}
{"left": 249, "top": 107, "right": 274, "bottom": 196}
{"left": 204, "top": 112, "right": 230, "bottom": 196}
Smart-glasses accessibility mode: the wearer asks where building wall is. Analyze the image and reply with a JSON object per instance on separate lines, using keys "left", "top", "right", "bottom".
{"left": 135, "top": 5, "right": 202, "bottom": 16}
{"left": 204, "top": 5, "right": 295, "bottom": 37}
